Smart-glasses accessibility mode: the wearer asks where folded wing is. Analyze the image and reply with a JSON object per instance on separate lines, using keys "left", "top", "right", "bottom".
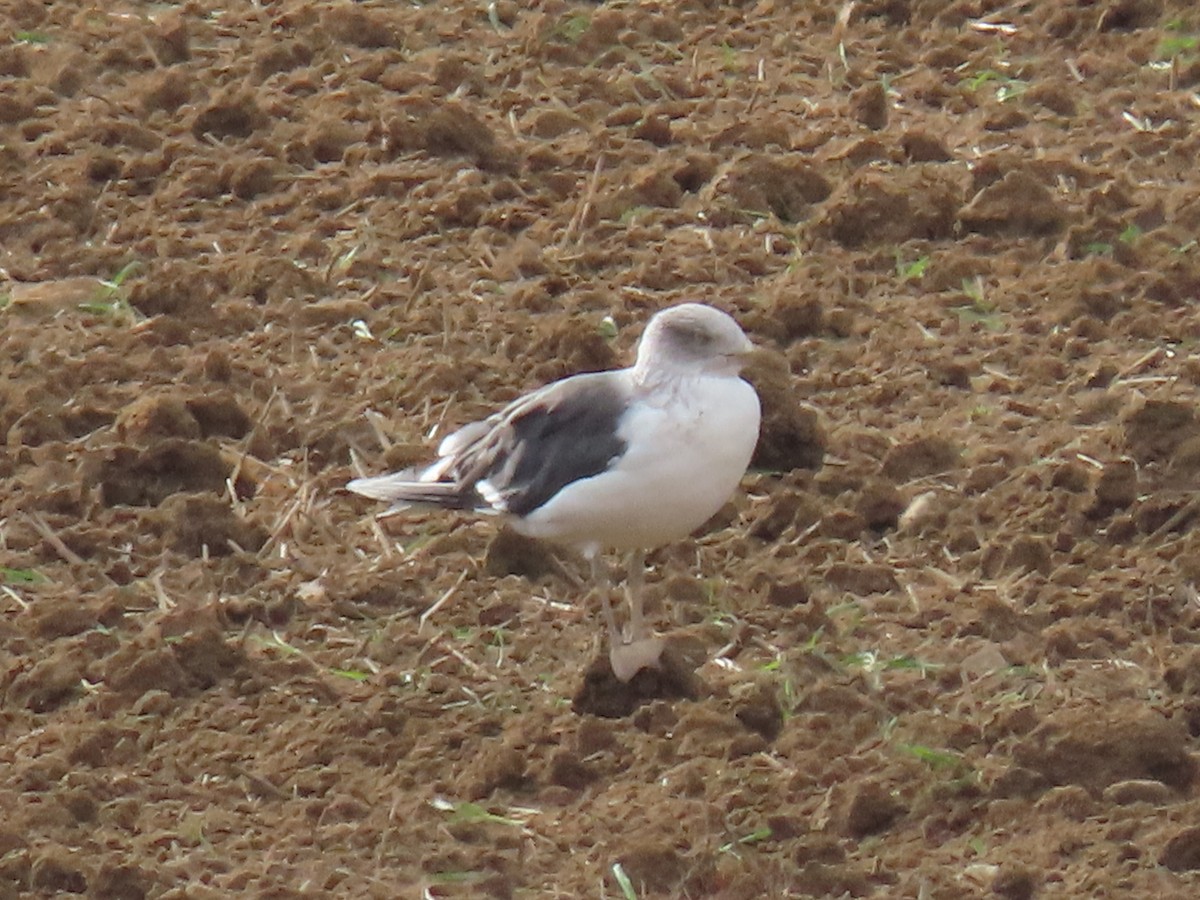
{"left": 347, "top": 371, "right": 632, "bottom": 518}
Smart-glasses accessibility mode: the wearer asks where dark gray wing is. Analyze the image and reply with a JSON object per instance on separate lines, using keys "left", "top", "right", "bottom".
{"left": 450, "top": 371, "right": 630, "bottom": 517}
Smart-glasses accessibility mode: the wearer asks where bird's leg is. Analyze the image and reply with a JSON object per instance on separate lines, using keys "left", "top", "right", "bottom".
{"left": 590, "top": 553, "right": 622, "bottom": 648}
{"left": 607, "top": 548, "right": 665, "bottom": 683}
{"left": 625, "top": 547, "right": 648, "bottom": 640}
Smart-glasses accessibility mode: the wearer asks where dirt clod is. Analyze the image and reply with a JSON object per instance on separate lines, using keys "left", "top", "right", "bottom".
{"left": 30, "top": 853, "right": 86, "bottom": 893}
{"left": 826, "top": 563, "right": 898, "bottom": 595}
{"left": 991, "top": 864, "right": 1038, "bottom": 900}
{"left": 7, "top": 652, "right": 82, "bottom": 712}
{"left": 733, "top": 682, "right": 784, "bottom": 741}
{"left": 92, "top": 864, "right": 151, "bottom": 900}
{"left": 484, "top": 528, "right": 559, "bottom": 579}
{"left": 159, "top": 493, "right": 267, "bottom": 556}
{"left": 1102, "top": 779, "right": 1175, "bottom": 806}
{"left": 849, "top": 81, "right": 888, "bottom": 130}
{"left": 836, "top": 779, "right": 906, "bottom": 837}
{"left": 1090, "top": 459, "right": 1138, "bottom": 516}
{"left": 115, "top": 394, "right": 200, "bottom": 443}
{"left": 1125, "top": 400, "right": 1199, "bottom": 464}
{"left": 615, "top": 844, "right": 685, "bottom": 895}
{"left": 422, "top": 103, "right": 516, "bottom": 173}
{"left": 855, "top": 477, "right": 905, "bottom": 529}
{"left": 794, "top": 860, "right": 872, "bottom": 897}
{"left": 708, "top": 155, "right": 832, "bottom": 225}
{"left": 882, "top": 436, "right": 959, "bottom": 481}
{"left": 1161, "top": 826, "right": 1200, "bottom": 872}
{"left": 96, "top": 441, "right": 231, "bottom": 507}
{"left": 814, "top": 166, "right": 962, "bottom": 247}
{"left": 1014, "top": 704, "right": 1193, "bottom": 795}
{"left": 573, "top": 639, "right": 703, "bottom": 719}
{"left": 548, "top": 750, "right": 598, "bottom": 791}
{"left": 744, "top": 351, "right": 827, "bottom": 471}
{"left": 902, "top": 129, "right": 952, "bottom": 162}
{"left": 192, "top": 94, "right": 266, "bottom": 140}
{"left": 959, "top": 170, "right": 1067, "bottom": 237}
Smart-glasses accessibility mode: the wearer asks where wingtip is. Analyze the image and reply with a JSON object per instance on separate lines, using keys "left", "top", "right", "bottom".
{"left": 346, "top": 472, "right": 417, "bottom": 502}
{"left": 347, "top": 471, "right": 476, "bottom": 511}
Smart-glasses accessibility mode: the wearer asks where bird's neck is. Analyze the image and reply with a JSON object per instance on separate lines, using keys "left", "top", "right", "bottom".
{"left": 631, "top": 363, "right": 704, "bottom": 399}
{"left": 633, "top": 358, "right": 740, "bottom": 391}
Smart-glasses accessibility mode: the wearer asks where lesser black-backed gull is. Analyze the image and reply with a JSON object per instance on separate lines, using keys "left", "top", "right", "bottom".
{"left": 348, "top": 302, "right": 762, "bottom": 681}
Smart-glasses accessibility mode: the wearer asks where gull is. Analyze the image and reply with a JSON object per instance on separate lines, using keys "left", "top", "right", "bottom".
{"left": 348, "top": 302, "right": 761, "bottom": 682}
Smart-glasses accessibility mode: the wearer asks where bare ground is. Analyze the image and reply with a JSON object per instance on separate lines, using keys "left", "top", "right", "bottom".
{"left": 4, "top": 0, "right": 1200, "bottom": 896}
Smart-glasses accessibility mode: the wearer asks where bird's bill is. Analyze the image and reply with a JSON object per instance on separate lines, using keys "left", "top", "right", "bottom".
{"left": 726, "top": 346, "right": 768, "bottom": 366}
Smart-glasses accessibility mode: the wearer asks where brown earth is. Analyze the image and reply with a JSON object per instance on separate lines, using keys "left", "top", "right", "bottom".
{"left": 4, "top": 0, "right": 1200, "bottom": 896}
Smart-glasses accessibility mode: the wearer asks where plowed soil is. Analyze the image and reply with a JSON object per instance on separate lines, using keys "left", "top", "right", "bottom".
{"left": 5, "top": 1, "right": 1200, "bottom": 897}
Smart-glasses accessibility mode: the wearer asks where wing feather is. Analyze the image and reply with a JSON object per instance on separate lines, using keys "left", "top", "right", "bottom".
{"left": 347, "top": 371, "right": 632, "bottom": 518}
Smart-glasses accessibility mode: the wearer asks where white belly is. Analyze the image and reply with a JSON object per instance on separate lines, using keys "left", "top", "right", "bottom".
{"left": 514, "top": 375, "right": 761, "bottom": 553}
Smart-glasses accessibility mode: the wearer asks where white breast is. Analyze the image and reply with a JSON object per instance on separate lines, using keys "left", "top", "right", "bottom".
{"left": 514, "top": 374, "right": 761, "bottom": 553}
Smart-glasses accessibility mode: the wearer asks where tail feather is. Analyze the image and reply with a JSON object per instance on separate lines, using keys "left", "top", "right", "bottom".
{"left": 346, "top": 472, "right": 481, "bottom": 512}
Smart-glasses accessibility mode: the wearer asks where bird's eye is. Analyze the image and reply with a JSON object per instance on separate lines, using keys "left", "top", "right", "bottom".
{"left": 668, "top": 322, "right": 714, "bottom": 349}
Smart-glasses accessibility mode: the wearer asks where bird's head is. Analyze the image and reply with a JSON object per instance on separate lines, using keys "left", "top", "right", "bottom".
{"left": 635, "top": 302, "right": 756, "bottom": 379}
